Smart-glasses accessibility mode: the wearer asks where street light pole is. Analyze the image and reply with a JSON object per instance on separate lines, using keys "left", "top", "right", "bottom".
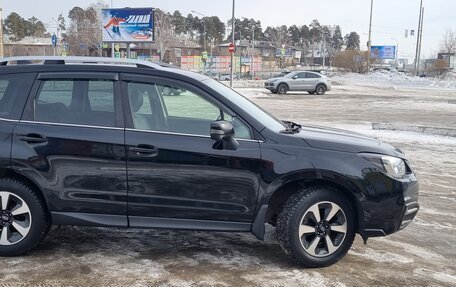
{"left": 230, "top": 0, "right": 235, "bottom": 88}
{"left": 367, "top": 0, "right": 374, "bottom": 73}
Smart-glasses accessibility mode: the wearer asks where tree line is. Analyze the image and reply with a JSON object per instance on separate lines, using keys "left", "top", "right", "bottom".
{"left": 3, "top": 6, "right": 361, "bottom": 53}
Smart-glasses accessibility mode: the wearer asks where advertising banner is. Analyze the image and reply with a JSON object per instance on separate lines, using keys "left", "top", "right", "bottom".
{"left": 370, "top": 46, "right": 396, "bottom": 59}
{"left": 102, "top": 8, "right": 154, "bottom": 42}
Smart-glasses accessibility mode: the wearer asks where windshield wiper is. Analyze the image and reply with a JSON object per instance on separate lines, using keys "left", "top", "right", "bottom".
{"left": 281, "top": 121, "right": 302, "bottom": 134}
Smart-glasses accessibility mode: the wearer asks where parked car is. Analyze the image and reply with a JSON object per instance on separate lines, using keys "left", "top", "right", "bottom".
{"left": 0, "top": 56, "right": 418, "bottom": 267}
{"left": 219, "top": 73, "right": 232, "bottom": 81}
{"left": 264, "top": 71, "right": 331, "bottom": 95}
{"left": 159, "top": 85, "right": 184, "bottom": 96}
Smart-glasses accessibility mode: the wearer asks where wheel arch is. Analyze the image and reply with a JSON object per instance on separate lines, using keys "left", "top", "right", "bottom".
{"left": 316, "top": 82, "right": 327, "bottom": 89}
{"left": 252, "top": 170, "right": 364, "bottom": 240}
{"left": 277, "top": 82, "right": 289, "bottom": 89}
{"left": 0, "top": 168, "right": 51, "bottom": 219}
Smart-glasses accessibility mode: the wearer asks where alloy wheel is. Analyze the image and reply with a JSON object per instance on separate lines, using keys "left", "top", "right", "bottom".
{"left": 298, "top": 201, "right": 347, "bottom": 257}
{"left": 0, "top": 191, "right": 32, "bottom": 246}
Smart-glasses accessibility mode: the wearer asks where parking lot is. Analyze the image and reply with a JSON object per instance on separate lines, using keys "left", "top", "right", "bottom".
{"left": 1, "top": 80, "right": 455, "bottom": 287}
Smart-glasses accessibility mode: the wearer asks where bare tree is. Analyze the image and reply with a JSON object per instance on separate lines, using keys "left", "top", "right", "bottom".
{"left": 66, "top": 3, "right": 105, "bottom": 56}
{"left": 155, "top": 9, "right": 175, "bottom": 62}
{"left": 440, "top": 29, "right": 456, "bottom": 54}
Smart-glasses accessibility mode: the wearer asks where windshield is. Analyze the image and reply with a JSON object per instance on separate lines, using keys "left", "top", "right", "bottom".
{"left": 203, "top": 78, "right": 287, "bottom": 132}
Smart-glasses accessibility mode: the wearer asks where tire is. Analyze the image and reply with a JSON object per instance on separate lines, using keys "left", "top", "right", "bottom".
{"left": 271, "top": 90, "right": 278, "bottom": 94}
{"left": 308, "top": 91, "right": 316, "bottom": 95}
{"left": 277, "top": 84, "right": 288, "bottom": 94}
{"left": 0, "top": 179, "right": 50, "bottom": 256}
{"left": 277, "top": 186, "right": 355, "bottom": 267}
{"left": 315, "top": 84, "right": 327, "bottom": 95}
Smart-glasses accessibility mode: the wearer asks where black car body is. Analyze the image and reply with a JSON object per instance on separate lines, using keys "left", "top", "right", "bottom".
{"left": 0, "top": 57, "right": 419, "bottom": 267}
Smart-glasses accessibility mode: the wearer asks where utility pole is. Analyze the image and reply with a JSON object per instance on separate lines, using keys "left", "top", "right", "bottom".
{"left": 416, "top": 6, "right": 424, "bottom": 75}
{"left": 230, "top": 0, "right": 235, "bottom": 88}
{"left": 367, "top": 0, "right": 374, "bottom": 73}
{"left": 322, "top": 36, "right": 326, "bottom": 68}
{"left": 414, "top": 0, "right": 423, "bottom": 75}
{"left": 0, "top": 8, "right": 4, "bottom": 58}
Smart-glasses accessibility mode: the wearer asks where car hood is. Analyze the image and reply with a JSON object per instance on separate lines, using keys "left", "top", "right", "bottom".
{"left": 295, "top": 125, "right": 404, "bottom": 158}
{"left": 266, "top": 77, "right": 285, "bottom": 81}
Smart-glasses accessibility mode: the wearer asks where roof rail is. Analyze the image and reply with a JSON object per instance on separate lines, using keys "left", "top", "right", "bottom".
{"left": 0, "top": 56, "right": 165, "bottom": 69}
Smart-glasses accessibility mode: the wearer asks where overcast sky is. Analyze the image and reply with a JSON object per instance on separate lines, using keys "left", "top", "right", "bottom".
{"left": 1, "top": 0, "right": 454, "bottom": 60}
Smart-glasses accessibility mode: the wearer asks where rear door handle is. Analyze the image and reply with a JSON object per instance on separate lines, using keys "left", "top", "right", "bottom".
{"left": 18, "top": 134, "right": 48, "bottom": 144}
{"left": 129, "top": 145, "right": 159, "bottom": 157}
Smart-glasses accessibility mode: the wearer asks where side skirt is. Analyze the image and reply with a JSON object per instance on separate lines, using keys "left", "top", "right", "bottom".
{"left": 51, "top": 212, "right": 252, "bottom": 233}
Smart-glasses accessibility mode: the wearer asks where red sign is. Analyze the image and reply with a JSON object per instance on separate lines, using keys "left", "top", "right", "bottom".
{"left": 228, "top": 43, "right": 236, "bottom": 53}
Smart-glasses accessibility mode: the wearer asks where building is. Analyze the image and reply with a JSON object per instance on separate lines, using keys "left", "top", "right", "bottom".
{"left": 438, "top": 52, "right": 455, "bottom": 69}
{"left": 2, "top": 35, "right": 54, "bottom": 57}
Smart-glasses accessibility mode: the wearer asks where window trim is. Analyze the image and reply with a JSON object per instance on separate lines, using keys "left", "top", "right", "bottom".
{"left": 22, "top": 73, "right": 124, "bottom": 128}
{"left": 120, "top": 73, "right": 255, "bottom": 140}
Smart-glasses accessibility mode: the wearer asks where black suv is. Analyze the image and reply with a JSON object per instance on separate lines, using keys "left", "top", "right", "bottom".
{"left": 0, "top": 57, "right": 419, "bottom": 267}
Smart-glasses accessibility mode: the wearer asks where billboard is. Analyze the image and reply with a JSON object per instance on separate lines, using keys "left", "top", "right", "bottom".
{"left": 102, "top": 8, "right": 154, "bottom": 42}
{"left": 370, "top": 46, "right": 396, "bottom": 60}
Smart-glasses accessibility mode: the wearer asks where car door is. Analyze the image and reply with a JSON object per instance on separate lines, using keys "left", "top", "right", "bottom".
{"left": 289, "top": 72, "right": 307, "bottom": 90}
{"left": 305, "top": 72, "right": 322, "bottom": 90}
{"left": 122, "top": 74, "right": 262, "bottom": 228}
{"left": 11, "top": 72, "right": 128, "bottom": 225}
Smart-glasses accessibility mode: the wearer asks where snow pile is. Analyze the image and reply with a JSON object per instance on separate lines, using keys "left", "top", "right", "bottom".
{"left": 331, "top": 70, "right": 456, "bottom": 90}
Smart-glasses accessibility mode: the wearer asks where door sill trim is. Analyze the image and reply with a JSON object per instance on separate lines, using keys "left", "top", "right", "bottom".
{"left": 129, "top": 216, "right": 252, "bottom": 232}
{"left": 51, "top": 212, "right": 128, "bottom": 227}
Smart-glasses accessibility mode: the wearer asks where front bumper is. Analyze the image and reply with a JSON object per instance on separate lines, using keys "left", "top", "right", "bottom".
{"left": 362, "top": 172, "right": 419, "bottom": 239}
{"left": 264, "top": 82, "right": 277, "bottom": 90}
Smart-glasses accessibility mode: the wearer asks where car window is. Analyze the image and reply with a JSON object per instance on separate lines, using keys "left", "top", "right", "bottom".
{"left": 295, "top": 72, "right": 307, "bottom": 79}
{"left": 0, "top": 73, "right": 35, "bottom": 120}
{"left": 35, "top": 79, "right": 116, "bottom": 127}
{"left": 126, "top": 81, "right": 252, "bottom": 139}
{"left": 88, "top": 81, "right": 115, "bottom": 113}
{"left": 306, "top": 73, "right": 321, "bottom": 78}
{"left": 163, "top": 89, "right": 220, "bottom": 120}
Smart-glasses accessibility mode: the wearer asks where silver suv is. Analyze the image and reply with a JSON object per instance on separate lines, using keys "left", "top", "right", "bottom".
{"left": 264, "top": 71, "right": 331, "bottom": 95}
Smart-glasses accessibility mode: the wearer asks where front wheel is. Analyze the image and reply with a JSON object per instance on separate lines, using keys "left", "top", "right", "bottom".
{"left": 277, "top": 84, "right": 288, "bottom": 94}
{"left": 277, "top": 186, "right": 355, "bottom": 267}
{"left": 308, "top": 91, "right": 316, "bottom": 95}
{"left": 0, "top": 179, "right": 50, "bottom": 256}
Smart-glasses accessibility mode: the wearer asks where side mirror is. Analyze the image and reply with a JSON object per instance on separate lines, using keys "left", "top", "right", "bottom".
{"left": 292, "top": 75, "right": 298, "bottom": 79}
{"left": 210, "top": 121, "right": 239, "bottom": 151}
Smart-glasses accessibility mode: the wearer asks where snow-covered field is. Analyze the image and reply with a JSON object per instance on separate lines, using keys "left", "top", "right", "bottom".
{"left": 330, "top": 70, "right": 456, "bottom": 90}
{"left": 0, "top": 74, "right": 455, "bottom": 286}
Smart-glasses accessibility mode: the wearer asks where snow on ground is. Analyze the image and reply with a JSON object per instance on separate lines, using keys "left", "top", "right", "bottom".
{"left": 330, "top": 70, "right": 456, "bottom": 90}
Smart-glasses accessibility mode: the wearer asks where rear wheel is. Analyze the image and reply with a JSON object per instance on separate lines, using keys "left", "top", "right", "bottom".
{"left": 277, "top": 186, "right": 355, "bottom": 267}
{"left": 315, "top": 84, "right": 327, "bottom": 95}
{"left": 0, "top": 179, "right": 50, "bottom": 256}
{"left": 308, "top": 91, "right": 316, "bottom": 95}
{"left": 277, "top": 84, "right": 288, "bottom": 94}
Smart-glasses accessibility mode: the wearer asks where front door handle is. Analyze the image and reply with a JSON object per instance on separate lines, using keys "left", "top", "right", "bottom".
{"left": 129, "top": 145, "right": 159, "bottom": 158}
{"left": 18, "top": 134, "right": 48, "bottom": 144}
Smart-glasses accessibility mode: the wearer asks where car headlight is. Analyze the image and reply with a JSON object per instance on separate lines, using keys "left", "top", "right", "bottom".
{"left": 360, "top": 153, "right": 407, "bottom": 178}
